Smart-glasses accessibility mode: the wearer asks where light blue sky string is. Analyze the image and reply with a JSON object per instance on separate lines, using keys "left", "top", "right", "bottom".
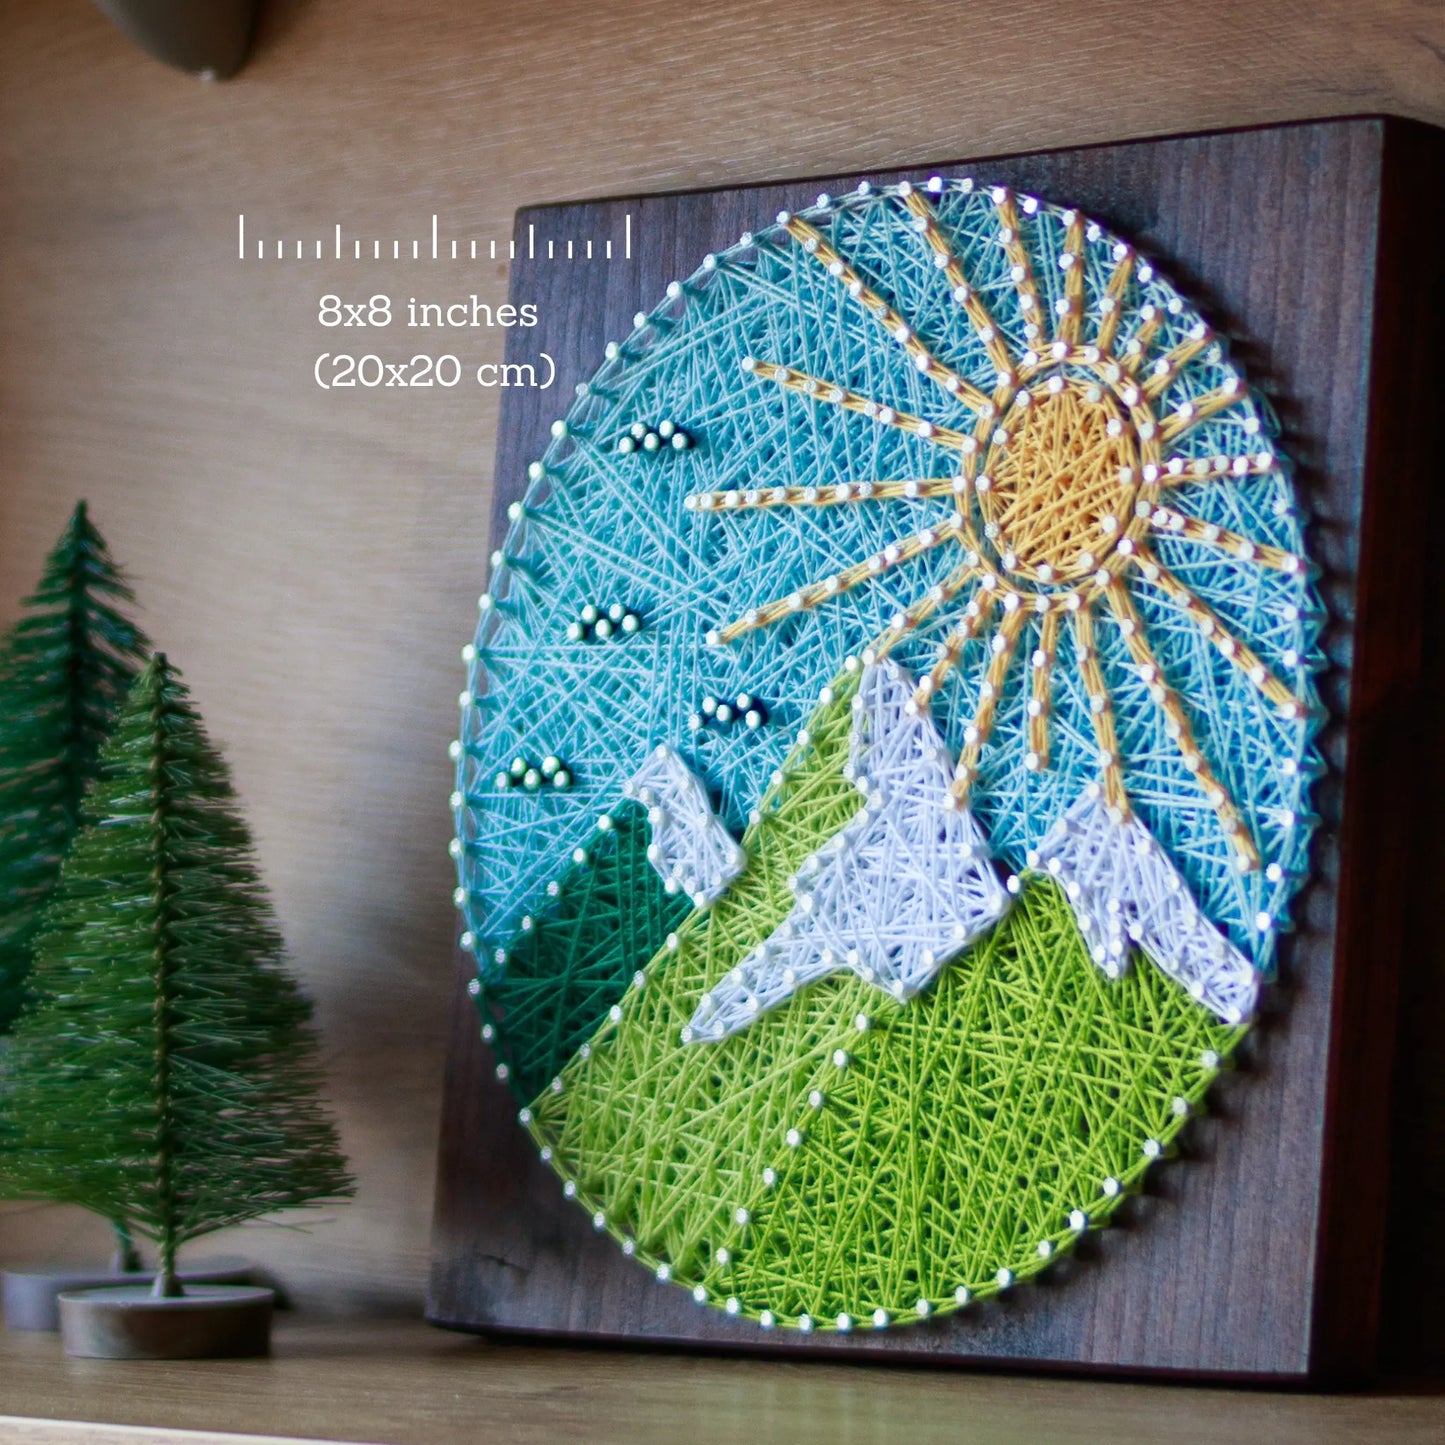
{"left": 454, "top": 179, "right": 1324, "bottom": 986}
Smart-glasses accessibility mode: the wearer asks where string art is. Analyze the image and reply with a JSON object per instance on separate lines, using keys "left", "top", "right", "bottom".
{"left": 452, "top": 177, "right": 1324, "bottom": 1331}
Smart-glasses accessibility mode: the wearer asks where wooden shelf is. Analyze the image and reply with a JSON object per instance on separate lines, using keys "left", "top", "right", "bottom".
{"left": 1, "top": 1316, "right": 1442, "bottom": 1444}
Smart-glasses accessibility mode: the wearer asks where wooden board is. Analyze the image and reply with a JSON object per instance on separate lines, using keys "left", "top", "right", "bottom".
{"left": 427, "top": 116, "right": 1445, "bottom": 1380}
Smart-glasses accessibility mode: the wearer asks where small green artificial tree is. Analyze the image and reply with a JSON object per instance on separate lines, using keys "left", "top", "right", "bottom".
{"left": 0, "top": 501, "right": 150, "bottom": 1034}
{"left": 0, "top": 654, "right": 353, "bottom": 1296}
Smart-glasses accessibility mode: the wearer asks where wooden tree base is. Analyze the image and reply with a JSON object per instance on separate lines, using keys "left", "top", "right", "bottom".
{"left": 58, "top": 1284, "right": 275, "bottom": 1359}
{"left": 2, "top": 1257, "right": 254, "bottom": 1332}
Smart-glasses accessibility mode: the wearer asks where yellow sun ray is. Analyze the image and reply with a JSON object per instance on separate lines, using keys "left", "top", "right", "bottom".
{"left": 1072, "top": 605, "right": 1131, "bottom": 818}
{"left": 1055, "top": 209, "right": 1088, "bottom": 348}
{"left": 1104, "top": 581, "right": 1260, "bottom": 871}
{"left": 1094, "top": 244, "right": 1135, "bottom": 354}
{"left": 1148, "top": 509, "right": 1304, "bottom": 573}
{"left": 685, "top": 478, "right": 963, "bottom": 513}
{"left": 743, "top": 358, "right": 972, "bottom": 449}
{"left": 989, "top": 189, "right": 1047, "bottom": 349}
{"left": 710, "top": 517, "right": 966, "bottom": 645}
{"left": 1157, "top": 378, "right": 1246, "bottom": 443}
{"left": 1028, "top": 608, "right": 1059, "bottom": 771}
{"left": 869, "top": 551, "right": 989, "bottom": 665}
{"left": 898, "top": 189, "right": 1016, "bottom": 381}
{"left": 1128, "top": 549, "right": 1308, "bottom": 718}
{"left": 1120, "top": 304, "right": 1163, "bottom": 376}
{"left": 1142, "top": 324, "right": 1214, "bottom": 399}
{"left": 782, "top": 214, "right": 993, "bottom": 414}
{"left": 949, "top": 603, "right": 1027, "bottom": 808}
{"left": 1150, "top": 450, "right": 1277, "bottom": 486}
{"left": 917, "top": 589, "right": 998, "bottom": 711}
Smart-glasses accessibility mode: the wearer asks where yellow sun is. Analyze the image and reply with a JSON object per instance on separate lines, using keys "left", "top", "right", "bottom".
{"left": 685, "top": 183, "right": 1310, "bottom": 873}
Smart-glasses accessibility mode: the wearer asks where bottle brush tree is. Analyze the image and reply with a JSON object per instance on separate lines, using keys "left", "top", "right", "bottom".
{"left": 0, "top": 502, "right": 150, "bottom": 1269}
{"left": 0, "top": 654, "right": 353, "bottom": 1296}
{"left": 0, "top": 501, "right": 150, "bottom": 1033}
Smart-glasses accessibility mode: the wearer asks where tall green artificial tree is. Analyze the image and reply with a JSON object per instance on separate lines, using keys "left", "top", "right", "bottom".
{"left": 0, "top": 501, "right": 149, "bottom": 1032}
{"left": 0, "top": 655, "right": 352, "bottom": 1295}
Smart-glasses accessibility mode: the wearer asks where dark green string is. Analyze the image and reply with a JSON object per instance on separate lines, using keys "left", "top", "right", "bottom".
{"left": 481, "top": 801, "right": 688, "bottom": 1102}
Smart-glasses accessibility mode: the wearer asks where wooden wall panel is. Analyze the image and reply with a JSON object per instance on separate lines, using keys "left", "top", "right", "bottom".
{"left": 0, "top": 0, "right": 1442, "bottom": 1313}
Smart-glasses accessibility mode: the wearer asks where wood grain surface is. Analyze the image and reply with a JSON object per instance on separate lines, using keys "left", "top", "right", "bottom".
{"left": 2, "top": 1317, "right": 1445, "bottom": 1445}
{"left": 1, "top": 0, "right": 1444, "bottom": 1333}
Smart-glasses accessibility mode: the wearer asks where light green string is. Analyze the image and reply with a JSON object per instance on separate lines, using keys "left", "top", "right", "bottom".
{"left": 530, "top": 668, "right": 1242, "bottom": 1328}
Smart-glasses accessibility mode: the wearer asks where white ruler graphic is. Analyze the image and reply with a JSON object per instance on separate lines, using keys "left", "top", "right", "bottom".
{"left": 237, "top": 213, "right": 632, "bottom": 262}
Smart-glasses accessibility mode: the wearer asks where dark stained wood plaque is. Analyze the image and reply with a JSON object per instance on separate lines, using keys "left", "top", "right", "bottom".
{"left": 428, "top": 117, "right": 1445, "bottom": 1381}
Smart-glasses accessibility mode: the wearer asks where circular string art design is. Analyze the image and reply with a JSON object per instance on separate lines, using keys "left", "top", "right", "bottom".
{"left": 451, "top": 177, "right": 1325, "bottom": 1332}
